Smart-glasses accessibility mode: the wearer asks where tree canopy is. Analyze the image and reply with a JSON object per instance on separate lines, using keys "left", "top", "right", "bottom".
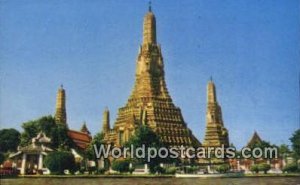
{"left": 278, "top": 144, "right": 291, "bottom": 157}
{"left": 124, "top": 125, "right": 174, "bottom": 173}
{"left": 248, "top": 140, "right": 277, "bottom": 159}
{"left": 111, "top": 159, "right": 130, "bottom": 173}
{"left": 44, "top": 151, "right": 76, "bottom": 175}
{"left": 20, "top": 115, "right": 75, "bottom": 150}
{"left": 0, "top": 128, "right": 21, "bottom": 153}
{"left": 290, "top": 129, "right": 300, "bottom": 159}
{"left": 86, "top": 132, "right": 105, "bottom": 160}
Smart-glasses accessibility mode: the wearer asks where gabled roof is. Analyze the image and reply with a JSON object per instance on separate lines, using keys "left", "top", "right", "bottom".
{"left": 67, "top": 129, "right": 92, "bottom": 150}
{"left": 33, "top": 132, "right": 51, "bottom": 144}
{"left": 18, "top": 144, "right": 53, "bottom": 153}
{"left": 9, "top": 145, "right": 52, "bottom": 159}
{"left": 247, "top": 131, "right": 262, "bottom": 146}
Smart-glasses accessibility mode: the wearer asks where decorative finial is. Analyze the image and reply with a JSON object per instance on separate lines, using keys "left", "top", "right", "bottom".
{"left": 210, "top": 76, "right": 213, "bottom": 82}
{"left": 148, "top": 1, "right": 152, "bottom": 12}
{"left": 60, "top": 84, "right": 63, "bottom": 89}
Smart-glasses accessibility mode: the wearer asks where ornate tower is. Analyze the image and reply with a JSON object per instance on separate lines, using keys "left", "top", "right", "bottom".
{"left": 55, "top": 85, "right": 67, "bottom": 126}
{"left": 203, "top": 79, "right": 229, "bottom": 147}
{"left": 104, "top": 6, "right": 200, "bottom": 147}
{"left": 102, "top": 107, "right": 110, "bottom": 133}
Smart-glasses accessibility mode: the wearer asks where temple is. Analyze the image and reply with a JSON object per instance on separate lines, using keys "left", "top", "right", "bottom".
{"left": 4, "top": 4, "right": 289, "bottom": 176}
{"left": 103, "top": 7, "right": 200, "bottom": 147}
{"left": 54, "top": 86, "right": 92, "bottom": 150}
{"left": 229, "top": 131, "right": 283, "bottom": 173}
{"left": 203, "top": 79, "right": 229, "bottom": 148}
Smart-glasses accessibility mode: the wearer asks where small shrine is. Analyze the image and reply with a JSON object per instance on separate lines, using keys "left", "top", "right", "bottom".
{"left": 9, "top": 132, "right": 53, "bottom": 175}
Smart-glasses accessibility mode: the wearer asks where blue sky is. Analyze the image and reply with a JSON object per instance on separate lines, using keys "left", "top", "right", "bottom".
{"left": 0, "top": 0, "right": 299, "bottom": 149}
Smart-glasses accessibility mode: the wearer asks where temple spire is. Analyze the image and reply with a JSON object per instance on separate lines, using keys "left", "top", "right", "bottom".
{"left": 207, "top": 78, "right": 217, "bottom": 103}
{"left": 104, "top": 7, "right": 201, "bottom": 148}
{"left": 102, "top": 107, "right": 110, "bottom": 133}
{"left": 81, "top": 121, "right": 90, "bottom": 134}
{"left": 148, "top": 1, "right": 152, "bottom": 12}
{"left": 55, "top": 85, "right": 67, "bottom": 126}
{"left": 204, "top": 80, "right": 229, "bottom": 148}
{"left": 143, "top": 3, "right": 156, "bottom": 44}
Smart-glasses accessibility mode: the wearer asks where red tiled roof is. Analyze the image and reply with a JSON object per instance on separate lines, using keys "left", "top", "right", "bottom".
{"left": 67, "top": 130, "right": 92, "bottom": 150}
{"left": 3, "top": 160, "right": 13, "bottom": 168}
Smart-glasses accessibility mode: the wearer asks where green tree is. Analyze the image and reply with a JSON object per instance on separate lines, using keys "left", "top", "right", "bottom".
{"left": 258, "top": 163, "right": 271, "bottom": 174}
{"left": 50, "top": 124, "right": 75, "bottom": 150}
{"left": 86, "top": 132, "right": 105, "bottom": 160}
{"left": 250, "top": 164, "right": 259, "bottom": 174}
{"left": 111, "top": 159, "right": 130, "bottom": 173}
{"left": 124, "top": 125, "right": 169, "bottom": 173}
{"left": 0, "top": 128, "right": 20, "bottom": 153}
{"left": 38, "top": 116, "right": 57, "bottom": 136}
{"left": 278, "top": 144, "right": 291, "bottom": 165}
{"left": 290, "top": 129, "right": 300, "bottom": 159}
{"left": 215, "top": 164, "right": 230, "bottom": 173}
{"left": 278, "top": 144, "right": 291, "bottom": 156}
{"left": 20, "top": 116, "right": 55, "bottom": 146}
{"left": 0, "top": 152, "right": 5, "bottom": 164}
{"left": 44, "top": 151, "right": 76, "bottom": 175}
{"left": 20, "top": 116, "right": 75, "bottom": 150}
{"left": 282, "top": 163, "right": 299, "bottom": 173}
{"left": 248, "top": 140, "right": 277, "bottom": 159}
{"left": 20, "top": 121, "right": 38, "bottom": 146}
{"left": 85, "top": 132, "right": 109, "bottom": 171}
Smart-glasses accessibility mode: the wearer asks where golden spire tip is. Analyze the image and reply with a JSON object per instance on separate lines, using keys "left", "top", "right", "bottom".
{"left": 148, "top": 1, "right": 152, "bottom": 12}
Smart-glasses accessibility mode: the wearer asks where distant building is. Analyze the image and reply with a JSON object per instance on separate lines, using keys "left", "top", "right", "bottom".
{"left": 247, "top": 131, "right": 262, "bottom": 146}
{"left": 229, "top": 131, "right": 283, "bottom": 173}
{"left": 9, "top": 87, "right": 93, "bottom": 175}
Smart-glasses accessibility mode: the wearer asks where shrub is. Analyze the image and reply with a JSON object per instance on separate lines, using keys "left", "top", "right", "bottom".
{"left": 97, "top": 168, "right": 106, "bottom": 174}
{"left": 258, "top": 163, "right": 271, "bottom": 174}
{"left": 165, "top": 167, "right": 177, "bottom": 174}
{"left": 153, "top": 166, "right": 166, "bottom": 174}
{"left": 88, "top": 166, "right": 97, "bottom": 174}
{"left": 185, "top": 166, "right": 199, "bottom": 174}
{"left": 250, "top": 164, "right": 259, "bottom": 174}
{"left": 215, "top": 164, "right": 230, "bottom": 173}
{"left": 283, "top": 163, "right": 298, "bottom": 173}
{"left": 79, "top": 167, "right": 85, "bottom": 174}
{"left": 0, "top": 152, "right": 5, "bottom": 165}
{"left": 44, "top": 151, "right": 76, "bottom": 175}
{"left": 111, "top": 159, "right": 130, "bottom": 173}
{"left": 129, "top": 167, "right": 135, "bottom": 174}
